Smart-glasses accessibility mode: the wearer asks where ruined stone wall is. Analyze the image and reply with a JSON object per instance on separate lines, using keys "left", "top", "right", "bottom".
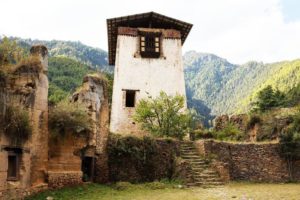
{"left": 107, "top": 135, "right": 180, "bottom": 182}
{"left": 195, "top": 140, "right": 300, "bottom": 182}
{"left": 48, "top": 132, "right": 87, "bottom": 189}
{"left": 47, "top": 73, "right": 110, "bottom": 189}
{"left": 72, "top": 74, "right": 110, "bottom": 183}
{"left": 0, "top": 45, "right": 49, "bottom": 199}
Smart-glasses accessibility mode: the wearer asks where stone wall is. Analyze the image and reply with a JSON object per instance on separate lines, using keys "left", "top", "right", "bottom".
{"left": 195, "top": 140, "right": 300, "bottom": 182}
{"left": 48, "top": 171, "right": 82, "bottom": 189}
{"left": 0, "top": 45, "right": 49, "bottom": 199}
{"left": 48, "top": 132, "right": 88, "bottom": 189}
{"left": 72, "top": 74, "right": 110, "bottom": 183}
{"left": 107, "top": 135, "right": 180, "bottom": 182}
{"left": 47, "top": 73, "right": 110, "bottom": 189}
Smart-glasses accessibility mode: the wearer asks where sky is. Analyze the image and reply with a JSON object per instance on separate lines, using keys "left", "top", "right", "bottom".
{"left": 1, "top": 0, "right": 300, "bottom": 64}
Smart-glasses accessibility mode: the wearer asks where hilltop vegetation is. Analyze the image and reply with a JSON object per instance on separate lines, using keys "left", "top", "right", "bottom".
{"left": 48, "top": 57, "right": 95, "bottom": 104}
{"left": 184, "top": 51, "right": 300, "bottom": 118}
{"left": 14, "top": 37, "right": 113, "bottom": 73}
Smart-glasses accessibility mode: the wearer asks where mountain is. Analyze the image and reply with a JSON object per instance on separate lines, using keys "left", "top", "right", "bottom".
{"left": 15, "top": 38, "right": 113, "bottom": 73}
{"left": 184, "top": 51, "right": 300, "bottom": 117}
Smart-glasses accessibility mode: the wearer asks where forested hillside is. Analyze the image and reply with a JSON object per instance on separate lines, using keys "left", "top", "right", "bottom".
{"left": 184, "top": 51, "right": 300, "bottom": 117}
{"left": 15, "top": 38, "right": 112, "bottom": 73}
{"left": 48, "top": 57, "right": 95, "bottom": 104}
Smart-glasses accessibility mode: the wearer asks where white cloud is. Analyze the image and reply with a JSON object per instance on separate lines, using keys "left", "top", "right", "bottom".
{"left": 0, "top": 0, "right": 300, "bottom": 64}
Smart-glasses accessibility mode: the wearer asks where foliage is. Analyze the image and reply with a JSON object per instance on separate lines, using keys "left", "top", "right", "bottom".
{"left": 0, "top": 36, "right": 27, "bottom": 67}
{"left": 114, "top": 182, "right": 133, "bottom": 190}
{"left": 143, "top": 181, "right": 168, "bottom": 190}
{"left": 193, "top": 129, "right": 214, "bottom": 139}
{"left": 0, "top": 104, "right": 31, "bottom": 144}
{"left": 48, "top": 56, "right": 94, "bottom": 104}
{"left": 252, "top": 85, "right": 286, "bottom": 112}
{"left": 285, "top": 82, "right": 300, "bottom": 107}
{"left": 184, "top": 51, "right": 300, "bottom": 117}
{"left": 108, "top": 134, "right": 158, "bottom": 164}
{"left": 48, "top": 100, "right": 91, "bottom": 137}
{"left": 213, "top": 123, "right": 244, "bottom": 141}
{"left": 48, "top": 57, "right": 113, "bottom": 105}
{"left": 247, "top": 114, "right": 262, "bottom": 129}
{"left": 133, "top": 91, "right": 190, "bottom": 140}
{"left": 279, "top": 109, "right": 300, "bottom": 180}
{"left": 108, "top": 134, "right": 178, "bottom": 183}
{"left": 14, "top": 37, "right": 112, "bottom": 73}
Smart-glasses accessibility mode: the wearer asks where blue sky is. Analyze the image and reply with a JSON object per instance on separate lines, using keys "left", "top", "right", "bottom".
{"left": 0, "top": 0, "right": 300, "bottom": 64}
{"left": 281, "top": 0, "right": 300, "bottom": 22}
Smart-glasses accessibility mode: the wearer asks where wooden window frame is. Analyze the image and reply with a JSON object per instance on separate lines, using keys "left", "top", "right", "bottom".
{"left": 7, "top": 151, "right": 20, "bottom": 181}
{"left": 139, "top": 32, "right": 161, "bottom": 58}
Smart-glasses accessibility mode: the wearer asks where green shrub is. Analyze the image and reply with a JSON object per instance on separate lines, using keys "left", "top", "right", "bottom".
{"left": 133, "top": 91, "right": 190, "bottom": 140}
{"left": 1, "top": 105, "right": 31, "bottom": 144}
{"left": 114, "top": 182, "right": 133, "bottom": 190}
{"left": 144, "top": 181, "right": 167, "bottom": 190}
{"left": 194, "top": 129, "right": 213, "bottom": 139}
{"left": 247, "top": 114, "right": 262, "bottom": 129}
{"left": 213, "top": 123, "right": 243, "bottom": 141}
{"left": 48, "top": 100, "right": 91, "bottom": 138}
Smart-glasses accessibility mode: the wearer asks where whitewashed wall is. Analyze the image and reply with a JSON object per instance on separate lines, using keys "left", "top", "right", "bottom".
{"left": 110, "top": 34, "right": 186, "bottom": 135}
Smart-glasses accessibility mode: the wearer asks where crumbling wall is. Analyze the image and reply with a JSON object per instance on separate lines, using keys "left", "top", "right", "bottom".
{"left": 195, "top": 140, "right": 300, "bottom": 182}
{"left": 48, "top": 132, "right": 87, "bottom": 188}
{"left": 0, "top": 45, "right": 49, "bottom": 199}
{"left": 47, "top": 73, "right": 110, "bottom": 188}
{"left": 214, "top": 109, "right": 295, "bottom": 142}
{"left": 72, "top": 74, "right": 110, "bottom": 183}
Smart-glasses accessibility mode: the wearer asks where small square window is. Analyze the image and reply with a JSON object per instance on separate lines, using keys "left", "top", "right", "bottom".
{"left": 125, "top": 90, "right": 136, "bottom": 107}
{"left": 7, "top": 152, "right": 19, "bottom": 181}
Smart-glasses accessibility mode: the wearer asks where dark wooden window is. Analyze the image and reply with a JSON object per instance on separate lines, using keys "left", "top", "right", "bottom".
{"left": 125, "top": 90, "right": 136, "bottom": 107}
{"left": 140, "top": 32, "right": 161, "bottom": 58}
{"left": 7, "top": 152, "right": 19, "bottom": 181}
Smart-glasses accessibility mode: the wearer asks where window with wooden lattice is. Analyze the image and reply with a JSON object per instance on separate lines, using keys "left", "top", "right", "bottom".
{"left": 140, "top": 32, "right": 161, "bottom": 58}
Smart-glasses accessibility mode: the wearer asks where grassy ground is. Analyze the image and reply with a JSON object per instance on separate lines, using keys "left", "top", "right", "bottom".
{"left": 27, "top": 182, "right": 300, "bottom": 200}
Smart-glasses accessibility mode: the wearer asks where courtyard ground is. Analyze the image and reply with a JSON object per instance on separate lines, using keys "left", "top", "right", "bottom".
{"left": 27, "top": 182, "right": 300, "bottom": 200}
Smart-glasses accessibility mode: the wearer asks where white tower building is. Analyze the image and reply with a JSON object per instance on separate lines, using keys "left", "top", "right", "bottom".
{"left": 107, "top": 12, "right": 192, "bottom": 135}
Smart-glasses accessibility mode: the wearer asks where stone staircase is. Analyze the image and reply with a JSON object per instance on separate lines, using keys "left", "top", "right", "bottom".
{"left": 180, "top": 141, "right": 224, "bottom": 187}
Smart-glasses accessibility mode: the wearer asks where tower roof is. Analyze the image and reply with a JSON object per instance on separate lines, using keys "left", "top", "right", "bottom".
{"left": 107, "top": 11, "right": 193, "bottom": 65}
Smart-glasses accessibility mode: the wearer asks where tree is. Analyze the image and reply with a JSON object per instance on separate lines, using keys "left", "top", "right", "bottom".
{"left": 133, "top": 91, "right": 190, "bottom": 140}
{"left": 0, "top": 36, "right": 26, "bottom": 66}
{"left": 253, "top": 85, "right": 286, "bottom": 112}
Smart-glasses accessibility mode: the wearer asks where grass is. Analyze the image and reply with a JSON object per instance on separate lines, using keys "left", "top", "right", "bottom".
{"left": 26, "top": 182, "right": 300, "bottom": 200}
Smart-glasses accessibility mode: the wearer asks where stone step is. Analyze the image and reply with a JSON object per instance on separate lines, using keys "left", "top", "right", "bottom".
{"left": 180, "top": 151, "right": 198, "bottom": 154}
{"left": 194, "top": 181, "right": 224, "bottom": 185}
{"left": 180, "top": 142, "right": 224, "bottom": 187}
{"left": 180, "top": 152, "right": 200, "bottom": 157}
{"left": 189, "top": 161, "right": 208, "bottom": 165}
{"left": 181, "top": 156, "right": 204, "bottom": 160}
{"left": 193, "top": 173, "right": 219, "bottom": 178}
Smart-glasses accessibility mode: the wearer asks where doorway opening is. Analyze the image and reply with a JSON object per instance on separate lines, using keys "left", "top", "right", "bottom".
{"left": 81, "top": 156, "right": 95, "bottom": 182}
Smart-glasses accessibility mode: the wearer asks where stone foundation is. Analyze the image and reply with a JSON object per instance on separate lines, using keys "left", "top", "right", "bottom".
{"left": 48, "top": 171, "right": 83, "bottom": 189}
{"left": 195, "top": 140, "right": 300, "bottom": 182}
